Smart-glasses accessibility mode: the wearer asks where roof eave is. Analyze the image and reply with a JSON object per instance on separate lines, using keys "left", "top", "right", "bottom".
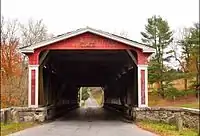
{"left": 21, "top": 49, "right": 34, "bottom": 53}
{"left": 143, "top": 48, "right": 156, "bottom": 53}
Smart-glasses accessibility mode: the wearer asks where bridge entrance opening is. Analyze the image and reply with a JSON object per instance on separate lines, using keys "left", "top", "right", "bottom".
{"left": 40, "top": 50, "right": 138, "bottom": 108}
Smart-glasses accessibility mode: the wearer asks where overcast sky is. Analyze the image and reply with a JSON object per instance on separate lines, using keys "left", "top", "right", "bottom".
{"left": 2, "top": 0, "right": 199, "bottom": 42}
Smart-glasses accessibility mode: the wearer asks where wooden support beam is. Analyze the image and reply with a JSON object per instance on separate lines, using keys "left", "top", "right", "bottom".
{"left": 126, "top": 49, "right": 137, "bottom": 65}
{"left": 39, "top": 65, "right": 45, "bottom": 106}
{"left": 39, "top": 50, "right": 49, "bottom": 66}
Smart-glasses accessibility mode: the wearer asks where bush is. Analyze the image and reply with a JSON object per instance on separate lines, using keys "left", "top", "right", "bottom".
{"left": 165, "top": 87, "right": 183, "bottom": 99}
{"left": 183, "top": 89, "right": 196, "bottom": 96}
{"left": 81, "top": 87, "right": 90, "bottom": 101}
{"left": 165, "top": 88, "right": 196, "bottom": 100}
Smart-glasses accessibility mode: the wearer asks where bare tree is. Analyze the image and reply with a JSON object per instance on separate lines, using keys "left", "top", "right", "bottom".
{"left": 1, "top": 17, "right": 19, "bottom": 44}
{"left": 0, "top": 17, "right": 27, "bottom": 107}
{"left": 171, "top": 28, "right": 193, "bottom": 90}
{"left": 113, "top": 30, "right": 129, "bottom": 38}
{"left": 119, "top": 30, "right": 128, "bottom": 38}
{"left": 1, "top": 17, "right": 52, "bottom": 108}
{"left": 20, "top": 19, "right": 52, "bottom": 47}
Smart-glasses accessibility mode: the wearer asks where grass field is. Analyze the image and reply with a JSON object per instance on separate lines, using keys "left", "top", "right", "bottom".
{"left": 1, "top": 122, "right": 37, "bottom": 136}
{"left": 90, "top": 90, "right": 199, "bottom": 109}
{"left": 148, "top": 94, "right": 199, "bottom": 109}
{"left": 179, "top": 102, "right": 199, "bottom": 109}
{"left": 137, "top": 120, "right": 199, "bottom": 136}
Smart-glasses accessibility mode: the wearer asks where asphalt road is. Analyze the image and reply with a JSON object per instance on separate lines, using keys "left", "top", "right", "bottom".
{"left": 10, "top": 108, "right": 157, "bottom": 136}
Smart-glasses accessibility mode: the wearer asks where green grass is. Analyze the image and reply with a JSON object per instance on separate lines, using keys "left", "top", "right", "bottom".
{"left": 137, "top": 120, "right": 199, "bottom": 136}
{"left": 179, "top": 102, "right": 199, "bottom": 109}
{"left": 148, "top": 94, "right": 199, "bottom": 109}
{"left": 1, "top": 122, "right": 37, "bottom": 136}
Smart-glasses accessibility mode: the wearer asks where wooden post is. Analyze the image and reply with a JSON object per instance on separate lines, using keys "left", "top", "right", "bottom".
{"left": 3, "top": 110, "right": 8, "bottom": 124}
{"left": 137, "top": 65, "right": 148, "bottom": 107}
{"left": 175, "top": 115, "right": 183, "bottom": 131}
{"left": 28, "top": 65, "right": 39, "bottom": 107}
{"left": 39, "top": 66, "right": 45, "bottom": 106}
{"left": 79, "top": 87, "right": 82, "bottom": 106}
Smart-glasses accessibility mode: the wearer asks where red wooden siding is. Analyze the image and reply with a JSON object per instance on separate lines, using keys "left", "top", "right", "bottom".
{"left": 26, "top": 33, "right": 151, "bottom": 65}
{"left": 31, "top": 69, "right": 36, "bottom": 105}
{"left": 141, "top": 70, "right": 145, "bottom": 105}
{"left": 38, "top": 33, "right": 133, "bottom": 50}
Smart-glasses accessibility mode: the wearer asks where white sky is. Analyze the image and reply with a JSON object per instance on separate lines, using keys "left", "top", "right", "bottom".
{"left": 2, "top": 0, "right": 199, "bottom": 42}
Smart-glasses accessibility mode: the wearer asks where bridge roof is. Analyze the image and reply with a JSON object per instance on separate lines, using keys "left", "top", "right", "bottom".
{"left": 20, "top": 27, "right": 155, "bottom": 53}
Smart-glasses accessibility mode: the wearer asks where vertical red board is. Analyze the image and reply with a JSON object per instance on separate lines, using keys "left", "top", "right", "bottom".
{"left": 141, "top": 70, "right": 145, "bottom": 105}
{"left": 31, "top": 70, "right": 36, "bottom": 105}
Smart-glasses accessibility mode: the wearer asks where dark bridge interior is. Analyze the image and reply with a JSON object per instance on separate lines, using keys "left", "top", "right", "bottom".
{"left": 39, "top": 50, "right": 138, "bottom": 118}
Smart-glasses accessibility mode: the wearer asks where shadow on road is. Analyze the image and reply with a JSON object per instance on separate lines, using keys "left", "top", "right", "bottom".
{"left": 57, "top": 107, "right": 123, "bottom": 122}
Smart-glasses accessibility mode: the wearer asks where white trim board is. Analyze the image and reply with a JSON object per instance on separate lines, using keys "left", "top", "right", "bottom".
{"left": 137, "top": 65, "right": 148, "bottom": 107}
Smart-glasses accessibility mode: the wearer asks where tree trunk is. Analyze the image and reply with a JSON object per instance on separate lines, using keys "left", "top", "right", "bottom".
{"left": 160, "top": 80, "right": 165, "bottom": 98}
{"left": 184, "top": 78, "right": 188, "bottom": 91}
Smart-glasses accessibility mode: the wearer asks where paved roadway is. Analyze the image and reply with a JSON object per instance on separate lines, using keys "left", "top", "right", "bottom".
{"left": 10, "top": 108, "right": 156, "bottom": 136}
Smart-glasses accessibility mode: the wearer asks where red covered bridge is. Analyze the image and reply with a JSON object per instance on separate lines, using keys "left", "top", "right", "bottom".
{"left": 20, "top": 27, "right": 155, "bottom": 117}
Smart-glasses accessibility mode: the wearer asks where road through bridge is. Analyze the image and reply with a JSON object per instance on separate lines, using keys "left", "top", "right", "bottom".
{"left": 10, "top": 108, "right": 156, "bottom": 136}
